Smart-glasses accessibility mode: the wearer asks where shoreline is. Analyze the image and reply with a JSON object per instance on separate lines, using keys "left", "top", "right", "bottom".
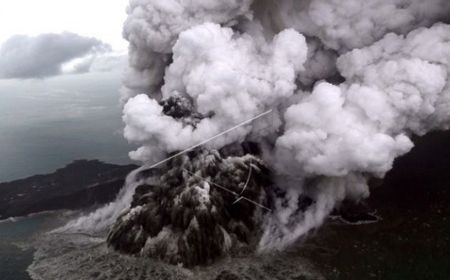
{"left": 0, "top": 210, "right": 73, "bottom": 280}
{"left": 0, "top": 159, "right": 136, "bottom": 220}
{"left": 0, "top": 210, "right": 72, "bottom": 224}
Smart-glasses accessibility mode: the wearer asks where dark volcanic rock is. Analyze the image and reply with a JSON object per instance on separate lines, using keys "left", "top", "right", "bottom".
{"left": 107, "top": 148, "right": 272, "bottom": 267}
{"left": 215, "top": 270, "right": 241, "bottom": 280}
{"left": 159, "top": 95, "right": 212, "bottom": 127}
{"left": 333, "top": 200, "right": 379, "bottom": 224}
{"left": 0, "top": 160, "right": 137, "bottom": 219}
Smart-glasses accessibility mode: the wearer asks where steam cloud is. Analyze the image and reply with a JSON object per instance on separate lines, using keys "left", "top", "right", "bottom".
{"left": 69, "top": 0, "right": 450, "bottom": 251}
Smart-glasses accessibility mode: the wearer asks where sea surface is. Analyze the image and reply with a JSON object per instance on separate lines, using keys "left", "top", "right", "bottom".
{"left": 0, "top": 73, "right": 134, "bottom": 279}
{"left": 0, "top": 212, "right": 66, "bottom": 280}
{"left": 0, "top": 72, "right": 133, "bottom": 182}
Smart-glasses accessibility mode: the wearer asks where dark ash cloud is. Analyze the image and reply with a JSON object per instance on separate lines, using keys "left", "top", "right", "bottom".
{"left": 0, "top": 32, "right": 111, "bottom": 79}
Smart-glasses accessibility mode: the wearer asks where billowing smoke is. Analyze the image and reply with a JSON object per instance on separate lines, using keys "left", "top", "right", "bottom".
{"left": 123, "top": 22, "right": 307, "bottom": 163}
{"left": 65, "top": 0, "right": 450, "bottom": 261}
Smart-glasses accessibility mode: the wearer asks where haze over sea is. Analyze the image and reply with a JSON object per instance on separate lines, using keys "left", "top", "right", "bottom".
{"left": 0, "top": 71, "right": 133, "bottom": 183}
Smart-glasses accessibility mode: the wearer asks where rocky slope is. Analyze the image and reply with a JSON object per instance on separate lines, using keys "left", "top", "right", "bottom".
{"left": 107, "top": 146, "right": 273, "bottom": 267}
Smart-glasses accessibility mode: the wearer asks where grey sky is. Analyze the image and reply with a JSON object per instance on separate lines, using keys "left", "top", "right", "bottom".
{"left": 0, "top": 0, "right": 129, "bottom": 80}
{"left": 0, "top": 0, "right": 128, "bottom": 50}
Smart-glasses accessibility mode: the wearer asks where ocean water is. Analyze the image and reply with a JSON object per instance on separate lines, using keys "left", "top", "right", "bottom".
{"left": 0, "top": 212, "right": 65, "bottom": 280}
{"left": 0, "top": 72, "right": 135, "bottom": 279}
{"left": 0, "top": 72, "right": 133, "bottom": 182}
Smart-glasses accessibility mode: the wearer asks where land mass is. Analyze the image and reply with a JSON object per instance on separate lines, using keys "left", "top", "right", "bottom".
{"left": 0, "top": 160, "right": 137, "bottom": 220}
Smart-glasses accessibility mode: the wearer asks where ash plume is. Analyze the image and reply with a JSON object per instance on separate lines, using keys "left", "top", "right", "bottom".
{"left": 64, "top": 0, "right": 450, "bottom": 263}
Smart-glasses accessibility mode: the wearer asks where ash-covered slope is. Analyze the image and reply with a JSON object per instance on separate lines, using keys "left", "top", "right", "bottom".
{"left": 107, "top": 147, "right": 272, "bottom": 266}
{"left": 0, "top": 160, "right": 137, "bottom": 219}
{"left": 29, "top": 232, "right": 324, "bottom": 280}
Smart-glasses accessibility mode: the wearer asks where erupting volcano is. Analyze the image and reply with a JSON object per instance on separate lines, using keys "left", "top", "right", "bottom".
{"left": 59, "top": 0, "right": 450, "bottom": 268}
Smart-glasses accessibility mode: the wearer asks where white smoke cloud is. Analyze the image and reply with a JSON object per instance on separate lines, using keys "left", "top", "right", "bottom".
{"left": 337, "top": 23, "right": 450, "bottom": 131}
{"left": 266, "top": 23, "right": 450, "bottom": 249}
{"left": 67, "top": 0, "right": 450, "bottom": 251}
{"left": 275, "top": 82, "right": 414, "bottom": 177}
{"left": 254, "top": 0, "right": 450, "bottom": 52}
{"left": 124, "top": 23, "right": 308, "bottom": 162}
{"left": 121, "top": 0, "right": 255, "bottom": 99}
{"left": 124, "top": 0, "right": 254, "bottom": 53}
{"left": 259, "top": 173, "right": 369, "bottom": 251}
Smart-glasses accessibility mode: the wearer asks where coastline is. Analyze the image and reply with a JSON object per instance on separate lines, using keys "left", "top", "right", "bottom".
{"left": 0, "top": 159, "right": 137, "bottom": 220}
{"left": 0, "top": 160, "right": 136, "bottom": 280}
{"left": 0, "top": 210, "right": 74, "bottom": 280}
{"left": 0, "top": 210, "right": 73, "bottom": 224}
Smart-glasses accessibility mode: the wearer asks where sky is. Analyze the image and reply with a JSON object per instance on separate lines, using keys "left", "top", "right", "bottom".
{"left": 0, "top": 0, "right": 130, "bottom": 79}
{"left": 0, "top": 0, "right": 129, "bottom": 51}
{"left": 0, "top": 0, "right": 133, "bottom": 180}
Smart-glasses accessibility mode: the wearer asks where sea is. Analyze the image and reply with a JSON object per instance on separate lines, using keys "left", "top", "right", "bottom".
{"left": 0, "top": 71, "right": 134, "bottom": 279}
{"left": 0, "top": 212, "right": 65, "bottom": 280}
{"left": 0, "top": 72, "right": 133, "bottom": 183}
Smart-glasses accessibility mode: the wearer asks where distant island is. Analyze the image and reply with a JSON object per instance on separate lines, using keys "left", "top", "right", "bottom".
{"left": 0, "top": 160, "right": 137, "bottom": 220}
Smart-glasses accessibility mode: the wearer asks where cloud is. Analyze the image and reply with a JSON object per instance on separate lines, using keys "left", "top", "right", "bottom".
{"left": 62, "top": 53, "right": 127, "bottom": 75}
{"left": 0, "top": 32, "right": 111, "bottom": 79}
{"left": 120, "top": 0, "right": 254, "bottom": 100}
{"left": 122, "top": 23, "right": 307, "bottom": 162}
